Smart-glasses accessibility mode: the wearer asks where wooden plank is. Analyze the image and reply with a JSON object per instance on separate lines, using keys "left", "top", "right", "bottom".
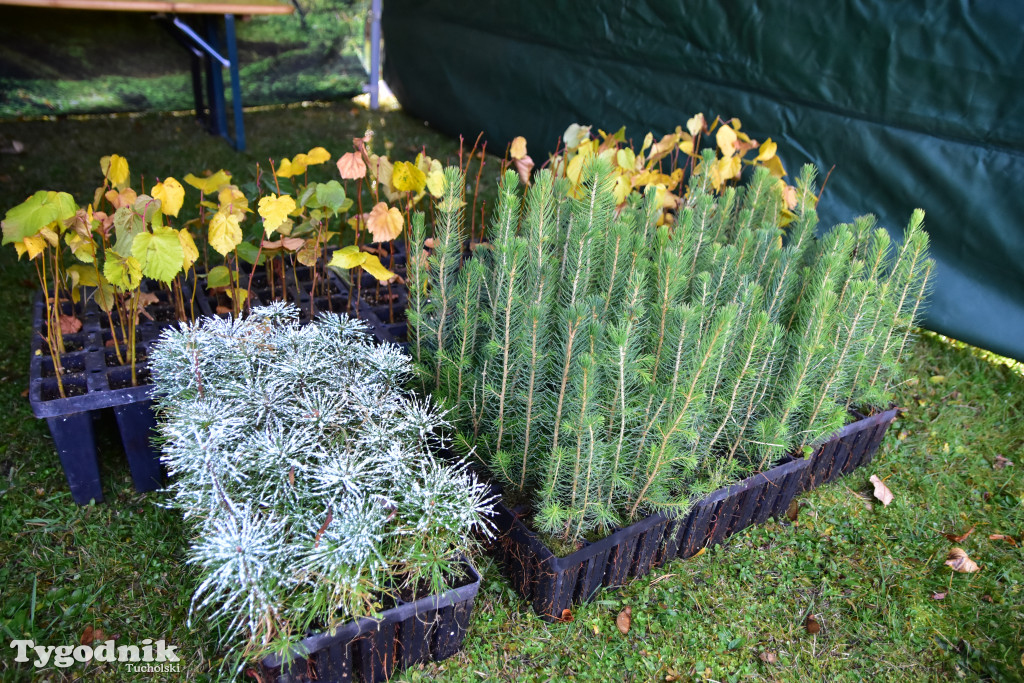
{"left": 0, "top": 0, "right": 293, "bottom": 15}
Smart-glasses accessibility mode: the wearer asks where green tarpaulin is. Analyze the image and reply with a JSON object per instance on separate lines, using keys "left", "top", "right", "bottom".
{"left": 383, "top": 1, "right": 1024, "bottom": 361}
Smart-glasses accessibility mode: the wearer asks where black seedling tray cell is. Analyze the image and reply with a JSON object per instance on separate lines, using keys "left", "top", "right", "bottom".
{"left": 29, "top": 270, "right": 410, "bottom": 504}
{"left": 26, "top": 285, "right": 194, "bottom": 504}
{"left": 490, "top": 409, "right": 899, "bottom": 621}
{"left": 259, "top": 559, "right": 480, "bottom": 683}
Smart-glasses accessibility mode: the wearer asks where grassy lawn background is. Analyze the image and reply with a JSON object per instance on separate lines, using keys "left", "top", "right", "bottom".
{"left": 0, "top": 103, "right": 1021, "bottom": 681}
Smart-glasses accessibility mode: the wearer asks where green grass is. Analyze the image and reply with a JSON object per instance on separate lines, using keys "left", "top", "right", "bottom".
{"left": 0, "top": 103, "right": 1022, "bottom": 682}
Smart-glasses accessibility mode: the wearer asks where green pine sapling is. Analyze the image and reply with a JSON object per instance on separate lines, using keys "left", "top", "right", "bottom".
{"left": 410, "top": 152, "right": 932, "bottom": 545}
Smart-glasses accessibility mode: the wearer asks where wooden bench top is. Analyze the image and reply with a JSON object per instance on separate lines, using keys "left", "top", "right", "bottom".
{"left": 0, "top": 0, "right": 292, "bottom": 14}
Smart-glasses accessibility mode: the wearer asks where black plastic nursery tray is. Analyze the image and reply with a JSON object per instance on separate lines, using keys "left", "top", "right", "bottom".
{"left": 26, "top": 292, "right": 187, "bottom": 504}
{"left": 28, "top": 251, "right": 409, "bottom": 505}
{"left": 491, "top": 407, "right": 899, "bottom": 621}
{"left": 259, "top": 559, "right": 481, "bottom": 683}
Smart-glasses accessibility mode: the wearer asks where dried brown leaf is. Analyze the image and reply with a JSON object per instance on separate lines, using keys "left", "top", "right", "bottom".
{"left": 988, "top": 533, "right": 1018, "bottom": 547}
{"left": 786, "top": 499, "right": 799, "bottom": 522}
{"left": 993, "top": 454, "right": 1014, "bottom": 470}
{"left": 931, "top": 592, "right": 946, "bottom": 600}
{"left": 942, "top": 526, "right": 975, "bottom": 543}
{"left": 80, "top": 625, "right": 105, "bottom": 645}
{"left": 558, "top": 608, "right": 573, "bottom": 623}
{"left": 514, "top": 155, "right": 535, "bottom": 185}
{"left": 616, "top": 606, "right": 631, "bottom": 635}
{"left": 944, "top": 547, "right": 979, "bottom": 573}
{"left": 758, "top": 650, "right": 777, "bottom": 664}
{"left": 59, "top": 314, "right": 82, "bottom": 335}
{"left": 869, "top": 474, "right": 894, "bottom": 506}
{"left": 804, "top": 614, "right": 821, "bottom": 634}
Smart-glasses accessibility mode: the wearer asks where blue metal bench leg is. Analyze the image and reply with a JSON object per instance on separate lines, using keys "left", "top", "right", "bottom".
{"left": 204, "top": 16, "right": 230, "bottom": 142}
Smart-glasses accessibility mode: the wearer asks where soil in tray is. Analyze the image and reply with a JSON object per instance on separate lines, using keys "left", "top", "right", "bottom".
{"left": 294, "top": 277, "right": 343, "bottom": 299}
{"left": 38, "top": 353, "right": 87, "bottom": 378}
{"left": 107, "top": 367, "right": 152, "bottom": 390}
{"left": 40, "top": 376, "right": 89, "bottom": 401}
{"left": 361, "top": 286, "right": 404, "bottom": 308}
{"left": 105, "top": 347, "right": 148, "bottom": 368}
{"left": 39, "top": 335, "right": 89, "bottom": 354}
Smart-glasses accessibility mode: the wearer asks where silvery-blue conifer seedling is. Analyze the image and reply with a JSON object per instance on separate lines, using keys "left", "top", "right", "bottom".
{"left": 150, "top": 302, "right": 494, "bottom": 658}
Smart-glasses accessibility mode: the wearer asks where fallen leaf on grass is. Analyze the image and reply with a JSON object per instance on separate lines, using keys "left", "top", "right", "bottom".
{"left": 616, "top": 606, "right": 631, "bottom": 634}
{"left": 942, "top": 526, "right": 975, "bottom": 543}
{"left": 981, "top": 594, "right": 993, "bottom": 603}
{"left": 869, "top": 474, "right": 894, "bottom": 506}
{"left": 558, "top": 608, "right": 573, "bottom": 623}
{"left": 804, "top": 615, "right": 821, "bottom": 634}
{"left": 786, "top": 499, "right": 800, "bottom": 521}
{"left": 988, "top": 534, "right": 1018, "bottom": 547}
{"left": 80, "top": 625, "right": 106, "bottom": 645}
{"left": 759, "top": 650, "right": 778, "bottom": 663}
{"left": 931, "top": 592, "right": 946, "bottom": 600}
{"left": 59, "top": 314, "right": 82, "bottom": 334}
{"left": 992, "top": 455, "right": 1014, "bottom": 470}
{"left": 944, "top": 548, "right": 979, "bottom": 573}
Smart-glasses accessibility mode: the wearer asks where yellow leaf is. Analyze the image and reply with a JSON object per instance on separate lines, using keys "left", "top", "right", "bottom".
{"left": 218, "top": 186, "right": 249, "bottom": 220}
{"left": 100, "top": 154, "right": 129, "bottom": 188}
{"left": 686, "top": 113, "right": 705, "bottom": 137}
{"left": 336, "top": 152, "right": 367, "bottom": 180}
{"left": 65, "top": 231, "right": 96, "bottom": 263}
{"left": 415, "top": 152, "right": 432, "bottom": 175}
{"left": 392, "top": 161, "right": 427, "bottom": 193}
{"left": 305, "top": 146, "right": 330, "bottom": 165}
{"left": 612, "top": 175, "right": 631, "bottom": 205}
{"left": 258, "top": 194, "right": 297, "bottom": 237}
{"left": 39, "top": 226, "right": 59, "bottom": 247}
{"left": 566, "top": 144, "right": 595, "bottom": 187}
{"left": 17, "top": 234, "right": 47, "bottom": 260}
{"left": 361, "top": 253, "right": 395, "bottom": 282}
{"left": 209, "top": 211, "right": 242, "bottom": 256}
{"left": 654, "top": 185, "right": 680, "bottom": 211}
{"left": 184, "top": 170, "right": 232, "bottom": 194}
{"left": 509, "top": 136, "right": 528, "bottom": 160}
{"left": 648, "top": 133, "right": 679, "bottom": 162}
{"left": 179, "top": 229, "right": 199, "bottom": 270}
{"left": 425, "top": 162, "right": 445, "bottom": 199}
{"left": 105, "top": 188, "right": 137, "bottom": 210}
{"left": 616, "top": 148, "right": 636, "bottom": 172}
{"left": 640, "top": 132, "right": 654, "bottom": 155}
{"left": 152, "top": 177, "right": 185, "bottom": 218}
{"left": 678, "top": 139, "right": 695, "bottom": 157}
{"left": 276, "top": 157, "right": 307, "bottom": 178}
{"left": 328, "top": 244, "right": 365, "bottom": 269}
{"left": 764, "top": 155, "right": 787, "bottom": 179}
{"left": 716, "top": 124, "right": 738, "bottom": 158}
{"left": 716, "top": 155, "right": 742, "bottom": 184}
{"left": 562, "top": 123, "right": 591, "bottom": 150}
{"left": 756, "top": 139, "right": 777, "bottom": 162}
{"left": 366, "top": 202, "right": 403, "bottom": 242}
{"left": 225, "top": 287, "right": 248, "bottom": 305}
